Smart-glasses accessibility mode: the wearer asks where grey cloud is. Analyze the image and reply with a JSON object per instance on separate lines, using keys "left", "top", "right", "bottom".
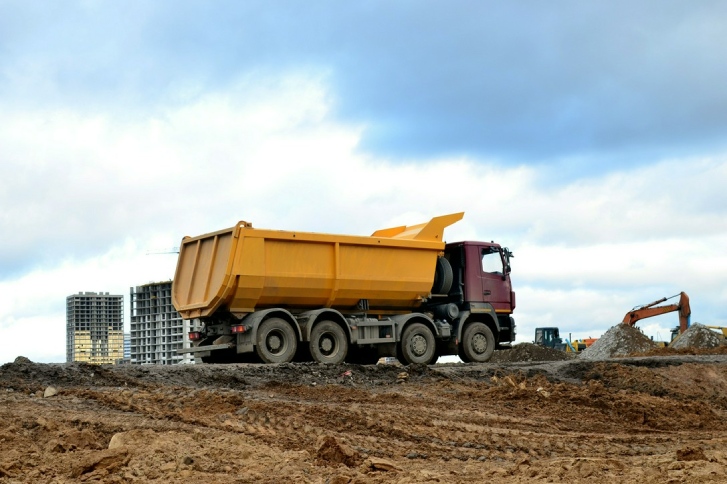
{"left": 2, "top": 2, "right": 727, "bottom": 166}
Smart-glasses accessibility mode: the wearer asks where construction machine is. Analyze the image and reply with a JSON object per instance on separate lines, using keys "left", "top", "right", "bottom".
{"left": 172, "top": 213, "right": 517, "bottom": 365}
{"left": 534, "top": 327, "right": 596, "bottom": 353}
{"left": 621, "top": 292, "right": 691, "bottom": 334}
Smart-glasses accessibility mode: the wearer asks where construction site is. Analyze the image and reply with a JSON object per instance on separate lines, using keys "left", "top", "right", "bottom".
{"left": 2, "top": 322, "right": 727, "bottom": 483}
{"left": 3, "top": 214, "right": 726, "bottom": 483}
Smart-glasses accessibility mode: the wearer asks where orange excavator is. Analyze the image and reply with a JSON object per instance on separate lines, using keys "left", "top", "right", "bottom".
{"left": 621, "top": 292, "right": 691, "bottom": 334}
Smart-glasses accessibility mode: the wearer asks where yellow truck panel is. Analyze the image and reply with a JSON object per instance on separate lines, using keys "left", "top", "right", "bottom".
{"left": 172, "top": 213, "right": 464, "bottom": 320}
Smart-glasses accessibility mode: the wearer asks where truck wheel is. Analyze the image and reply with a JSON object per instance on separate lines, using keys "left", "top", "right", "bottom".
{"left": 309, "top": 320, "right": 348, "bottom": 364}
{"left": 431, "top": 257, "right": 453, "bottom": 294}
{"left": 461, "top": 322, "right": 495, "bottom": 363}
{"left": 399, "top": 322, "right": 436, "bottom": 365}
{"left": 255, "top": 318, "right": 298, "bottom": 363}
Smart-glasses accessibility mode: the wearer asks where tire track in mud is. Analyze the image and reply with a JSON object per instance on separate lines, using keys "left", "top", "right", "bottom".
{"left": 5, "top": 356, "right": 727, "bottom": 482}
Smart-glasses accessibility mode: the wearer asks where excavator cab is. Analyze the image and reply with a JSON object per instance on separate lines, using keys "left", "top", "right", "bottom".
{"left": 534, "top": 327, "right": 565, "bottom": 350}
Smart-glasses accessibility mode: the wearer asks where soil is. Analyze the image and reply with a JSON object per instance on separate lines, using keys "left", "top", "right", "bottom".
{"left": 3, "top": 353, "right": 727, "bottom": 483}
{"left": 490, "top": 343, "right": 575, "bottom": 363}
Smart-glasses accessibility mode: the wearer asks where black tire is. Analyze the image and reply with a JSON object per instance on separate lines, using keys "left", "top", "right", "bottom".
{"left": 461, "top": 322, "right": 496, "bottom": 363}
{"left": 431, "top": 257, "right": 453, "bottom": 294}
{"left": 399, "top": 322, "right": 436, "bottom": 365}
{"left": 255, "top": 318, "right": 298, "bottom": 363}
{"left": 309, "top": 320, "right": 348, "bottom": 364}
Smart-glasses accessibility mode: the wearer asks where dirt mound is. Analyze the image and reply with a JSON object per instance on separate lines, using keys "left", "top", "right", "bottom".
{"left": 670, "top": 323, "right": 723, "bottom": 350}
{"left": 490, "top": 343, "right": 574, "bottom": 363}
{"left": 3, "top": 356, "right": 727, "bottom": 482}
{"left": 580, "top": 324, "right": 656, "bottom": 360}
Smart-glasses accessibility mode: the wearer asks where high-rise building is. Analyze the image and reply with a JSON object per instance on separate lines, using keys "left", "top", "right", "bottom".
{"left": 66, "top": 292, "right": 124, "bottom": 364}
{"left": 129, "top": 281, "right": 199, "bottom": 364}
{"left": 123, "top": 332, "right": 131, "bottom": 362}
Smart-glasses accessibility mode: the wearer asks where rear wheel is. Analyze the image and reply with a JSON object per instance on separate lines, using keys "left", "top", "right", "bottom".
{"left": 399, "top": 322, "right": 436, "bottom": 365}
{"left": 255, "top": 318, "right": 298, "bottom": 363}
{"left": 461, "top": 322, "right": 495, "bottom": 363}
{"left": 309, "top": 320, "right": 348, "bottom": 364}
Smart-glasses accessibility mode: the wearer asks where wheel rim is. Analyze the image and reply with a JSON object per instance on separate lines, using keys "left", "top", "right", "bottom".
{"left": 319, "top": 333, "right": 335, "bottom": 356}
{"left": 472, "top": 332, "right": 487, "bottom": 354}
{"left": 266, "top": 331, "right": 285, "bottom": 355}
{"left": 410, "top": 333, "right": 428, "bottom": 357}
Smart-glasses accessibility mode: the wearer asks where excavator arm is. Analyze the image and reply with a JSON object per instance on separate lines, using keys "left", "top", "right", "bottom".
{"left": 621, "top": 292, "right": 691, "bottom": 333}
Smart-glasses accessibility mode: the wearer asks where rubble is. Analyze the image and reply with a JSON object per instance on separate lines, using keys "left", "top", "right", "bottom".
{"left": 579, "top": 324, "right": 656, "bottom": 360}
{"left": 670, "top": 323, "right": 723, "bottom": 350}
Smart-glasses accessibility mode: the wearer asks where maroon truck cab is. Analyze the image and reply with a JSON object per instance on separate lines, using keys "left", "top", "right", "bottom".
{"left": 436, "top": 241, "right": 516, "bottom": 360}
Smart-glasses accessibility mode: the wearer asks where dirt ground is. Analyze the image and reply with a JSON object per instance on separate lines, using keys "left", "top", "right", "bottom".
{"left": 3, "top": 352, "right": 727, "bottom": 483}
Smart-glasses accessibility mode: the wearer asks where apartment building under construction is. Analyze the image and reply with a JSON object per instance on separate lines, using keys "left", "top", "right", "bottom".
{"left": 129, "top": 281, "right": 199, "bottom": 364}
{"left": 66, "top": 292, "right": 124, "bottom": 364}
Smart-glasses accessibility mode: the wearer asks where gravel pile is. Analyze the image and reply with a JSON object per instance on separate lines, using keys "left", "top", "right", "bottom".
{"left": 490, "top": 343, "right": 573, "bottom": 363}
{"left": 579, "top": 324, "right": 657, "bottom": 360}
{"left": 670, "top": 323, "right": 723, "bottom": 349}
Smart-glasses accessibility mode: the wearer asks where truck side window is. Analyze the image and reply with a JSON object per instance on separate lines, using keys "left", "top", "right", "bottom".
{"left": 481, "top": 248, "right": 503, "bottom": 274}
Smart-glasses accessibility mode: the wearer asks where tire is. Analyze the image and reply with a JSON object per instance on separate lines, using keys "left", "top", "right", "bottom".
{"left": 461, "top": 322, "right": 496, "bottom": 363}
{"left": 431, "top": 257, "right": 453, "bottom": 294}
{"left": 255, "top": 318, "right": 298, "bottom": 363}
{"left": 309, "top": 320, "right": 348, "bottom": 364}
{"left": 399, "top": 322, "right": 436, "bottom": 365}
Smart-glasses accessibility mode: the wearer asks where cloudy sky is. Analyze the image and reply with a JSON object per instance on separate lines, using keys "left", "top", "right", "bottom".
{"left": 1, "top": 1, "right": 726, "bottom": 363}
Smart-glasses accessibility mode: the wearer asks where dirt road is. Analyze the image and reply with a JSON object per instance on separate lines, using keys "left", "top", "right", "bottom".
{"left": 2, "top": 353, "right": 727, "bottom": 483}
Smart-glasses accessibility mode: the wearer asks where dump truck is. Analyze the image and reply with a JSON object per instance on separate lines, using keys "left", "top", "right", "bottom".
{"left": 172, "top": 213, "right": 516, "bottom": 365}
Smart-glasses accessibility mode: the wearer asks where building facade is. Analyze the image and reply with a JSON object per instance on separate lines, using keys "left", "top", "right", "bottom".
{"left": 66, "top": 292, "right": 124, "bottom": 364}
{"left": 130, "top": 281, "right": 198, "bottom": 364}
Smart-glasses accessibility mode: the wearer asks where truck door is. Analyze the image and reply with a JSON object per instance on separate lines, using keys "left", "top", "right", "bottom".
{"left": 477, "top": 244, "right": 512, "bottom": 311}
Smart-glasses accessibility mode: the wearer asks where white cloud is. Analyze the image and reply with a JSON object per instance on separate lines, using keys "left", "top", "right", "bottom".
{"left": 0, "top": 237, "right": 177, "bottom": 363}
{"left": 1, "top": 72, "right": 726, "bottom": 363}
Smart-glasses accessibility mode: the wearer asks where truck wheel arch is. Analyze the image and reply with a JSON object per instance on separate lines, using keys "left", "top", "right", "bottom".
{"left": 245, "top": 309, "right": 302, "bottom": 343}
{"left": 392, "top": 313, "right": 439, "bottom": 341}
{"left": 298, "top": 309, "right": 351, "bottom": 343}
{"left": 456, "top": 311, "right": 499, "bottom": 343}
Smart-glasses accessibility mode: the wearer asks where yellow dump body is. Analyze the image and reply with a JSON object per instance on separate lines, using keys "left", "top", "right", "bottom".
{"left": 172, "top": 213, "right": 463, "bottom": 319}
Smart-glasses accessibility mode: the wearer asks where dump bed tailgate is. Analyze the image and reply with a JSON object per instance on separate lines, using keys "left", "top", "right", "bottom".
{"left": 172, "top": 225, "right": 238, "bottom": 319}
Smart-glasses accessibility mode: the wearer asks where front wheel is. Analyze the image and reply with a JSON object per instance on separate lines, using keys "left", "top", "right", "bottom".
{"left": 460, "top": 322, "right": 495, "bottom": 363}
{"left": 255, "top": 318, "right": 298, "bottom": 363}
{"left": 309, "top": 320, "right": 348, "bottom": 364}
{"left": 399, "top": 322, "right": 436, "bottom": 365}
